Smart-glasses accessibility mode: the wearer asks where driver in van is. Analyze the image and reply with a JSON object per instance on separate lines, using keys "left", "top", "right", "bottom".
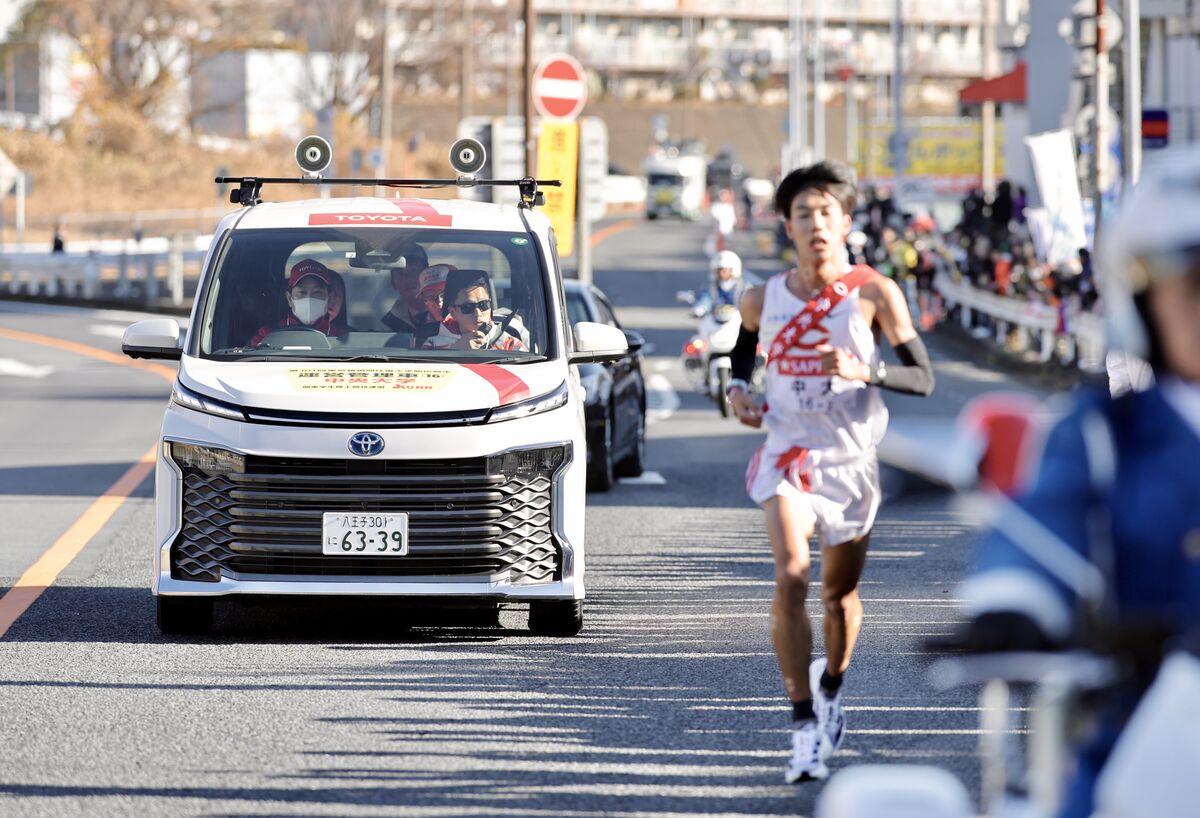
{"left": 424, "top": 268, "right": 527, "bottom": 352}
{"left": 248, "top": 258, "right": 339, "bottom": 347}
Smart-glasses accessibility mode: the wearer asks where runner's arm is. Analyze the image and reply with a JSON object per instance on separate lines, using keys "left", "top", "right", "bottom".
{"left": 728, "top": 285, "right": 764, "bottom": 428}
{"left": 865, "top": 277, "right": 935, "bottom": 396}
{"left": 729, "top": 285, "right": 763, "bottom": 385}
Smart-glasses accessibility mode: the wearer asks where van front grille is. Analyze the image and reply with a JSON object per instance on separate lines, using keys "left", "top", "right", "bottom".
{"left": 170, "top": 451, "right": 561, "bottom": 585}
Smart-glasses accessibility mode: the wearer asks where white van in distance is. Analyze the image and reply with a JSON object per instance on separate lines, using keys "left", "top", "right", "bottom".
{"left": 122, "top": 137, "right": 629, "bottom": 636}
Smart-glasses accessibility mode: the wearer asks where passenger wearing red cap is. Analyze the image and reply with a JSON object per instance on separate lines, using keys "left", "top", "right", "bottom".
{"left": 248, "top": 259, "right": 339, "bottom": 347}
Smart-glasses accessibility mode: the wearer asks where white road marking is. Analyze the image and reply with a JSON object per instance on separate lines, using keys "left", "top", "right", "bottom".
{"left": 619, "top": 471, "right": 667, "bottom": 486}
{"left": 88, "top": 324, "right": 128, "bottom": 339}
{"left": 644, "top": 373, "right": 679, "bottom": 424}
{"left": 0, "top": 358, "right": 54, "bottom": 379}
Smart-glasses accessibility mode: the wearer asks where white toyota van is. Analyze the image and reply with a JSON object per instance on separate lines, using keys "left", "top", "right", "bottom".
{"left": 122, "top": 138, "right": 629, "bottom": 636}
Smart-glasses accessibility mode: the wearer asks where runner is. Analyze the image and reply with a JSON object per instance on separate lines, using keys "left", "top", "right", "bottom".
{"left": 725, "top": 161, "right": 935, "bottom": 782}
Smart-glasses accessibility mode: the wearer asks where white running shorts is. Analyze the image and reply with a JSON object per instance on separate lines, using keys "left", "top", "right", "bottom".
{"left": 745, "top": 442, "right": 881, "bottom": 546}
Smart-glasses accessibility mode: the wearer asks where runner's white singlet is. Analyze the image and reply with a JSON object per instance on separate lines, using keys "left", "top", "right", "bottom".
{"left": 758, "top": 268, "right": 888, "bottom": 453}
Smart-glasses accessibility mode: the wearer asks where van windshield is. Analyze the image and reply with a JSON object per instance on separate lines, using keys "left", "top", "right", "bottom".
{"left": 195, "top": 227, "right": 552, "bottom": 362}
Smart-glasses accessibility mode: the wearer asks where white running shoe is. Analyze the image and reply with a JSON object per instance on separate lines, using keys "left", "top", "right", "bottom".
{"left": 784, "top": 721, "right": 831, "bottom": 783}
{"left": 810, "top": 657, "right": 846, "bottom": 751}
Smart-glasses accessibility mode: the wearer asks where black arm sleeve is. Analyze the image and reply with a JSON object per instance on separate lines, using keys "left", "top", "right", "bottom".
{"left": 871, "top": 335, "right": 935, "bottom": 396}
{"left": 730, "top": 324, "right": 759, "bottom": 383}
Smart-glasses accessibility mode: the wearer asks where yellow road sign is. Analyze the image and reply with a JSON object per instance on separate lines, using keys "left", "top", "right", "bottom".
{"left": 536, "top": 121, "right": 579, "bottom": 257}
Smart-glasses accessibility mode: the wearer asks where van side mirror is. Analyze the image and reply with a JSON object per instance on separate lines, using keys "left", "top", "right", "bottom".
{"left": 569, "top": 321, "right": 628, "bottom": 364}
{"left": 122, "top": 318, "right": 183, "bottom": 360}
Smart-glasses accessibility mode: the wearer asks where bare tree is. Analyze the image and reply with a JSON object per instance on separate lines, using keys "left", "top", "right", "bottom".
{"left": 16, "top": 0, "right": 219, "bottom": 118}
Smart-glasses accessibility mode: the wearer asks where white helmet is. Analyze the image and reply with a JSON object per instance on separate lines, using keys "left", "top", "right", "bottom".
{"left": 710, "top": 250, "right": 742, "bottom": 278}
{"left": 1099, "top": 144, "right": 1200, "bottom": 357}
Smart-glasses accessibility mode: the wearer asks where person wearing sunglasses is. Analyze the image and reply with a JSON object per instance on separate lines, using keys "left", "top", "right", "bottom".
{"left": 424, "top": 268, "right": 527, "bottom": 352}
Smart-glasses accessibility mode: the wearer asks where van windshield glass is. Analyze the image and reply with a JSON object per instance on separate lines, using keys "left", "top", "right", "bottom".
{"left": 196, "top": 227, "right": 551, "bottom": 362}
{"left": 648, "top": 173, "right": 682, "bottom": 186}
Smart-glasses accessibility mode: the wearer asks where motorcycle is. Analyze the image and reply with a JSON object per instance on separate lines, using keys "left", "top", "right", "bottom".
{"left": 816, "top": 394, "right": 1199, "bottom": 818}
{"left": 676, "top": 293, "right": 765, "bottom": 418}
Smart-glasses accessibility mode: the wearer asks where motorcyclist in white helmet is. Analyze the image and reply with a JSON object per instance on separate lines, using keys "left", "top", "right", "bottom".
{"left": 693, "top": 250, "right": 749, "bottom": 316}
{"left": 948, "top": 144, "right": 1200, "bottom": 818}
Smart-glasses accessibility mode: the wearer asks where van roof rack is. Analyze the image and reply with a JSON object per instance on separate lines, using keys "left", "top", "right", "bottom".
{"left": 216, "top": 176, "right": 561, "bottom": 208}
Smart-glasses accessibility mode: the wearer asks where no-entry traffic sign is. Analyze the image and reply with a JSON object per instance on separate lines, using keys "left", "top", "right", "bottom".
{"left": 532, "top": 54, "right": 588, "bottom": 122}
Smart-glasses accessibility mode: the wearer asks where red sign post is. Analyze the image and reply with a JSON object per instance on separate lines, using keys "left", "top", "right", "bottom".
{"left": 532, "top": 54, "right": 588, "bottom": 122}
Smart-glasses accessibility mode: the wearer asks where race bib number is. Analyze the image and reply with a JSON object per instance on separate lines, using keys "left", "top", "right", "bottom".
{"left": 786, "top": 375, "right": 834, "bottom": 414}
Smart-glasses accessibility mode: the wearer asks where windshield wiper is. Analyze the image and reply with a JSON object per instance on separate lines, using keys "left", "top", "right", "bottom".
{"left": 324, "top": 354, "right": 430, "bottom": 363}
{"left": 477, "top": 355, "right": 547, "bottom": 364}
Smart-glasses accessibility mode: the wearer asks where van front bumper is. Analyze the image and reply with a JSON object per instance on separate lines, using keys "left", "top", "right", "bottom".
{"left": 153, "top": 402, "right": 586, "bottom": 601}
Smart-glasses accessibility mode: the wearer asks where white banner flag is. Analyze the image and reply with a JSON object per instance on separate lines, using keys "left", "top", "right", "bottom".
{"left": 1025, "top": 129, "right": 1089, "bottom": 264}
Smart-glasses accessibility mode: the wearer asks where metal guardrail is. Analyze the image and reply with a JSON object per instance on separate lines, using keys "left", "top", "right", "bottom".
{"left": 0, "top": 239, "right": 208, "bottom": 307}
{"left": 934, "top": 271, "right": 1107, "bottom": 373}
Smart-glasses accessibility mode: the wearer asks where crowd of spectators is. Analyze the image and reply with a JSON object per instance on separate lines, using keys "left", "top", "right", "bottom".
{"left": 846, "top": 181, "right": 1102, "bottom": 341}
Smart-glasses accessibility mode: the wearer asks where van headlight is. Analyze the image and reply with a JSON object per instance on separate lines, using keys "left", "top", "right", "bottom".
{"left": 488, "top": 381, "right": 569, "bottom": 423}
{"left": 167, "top": 442, "right": 245, "bottom": 475}
{"left": 171, "top": 380, "right": 245, "bottom": 421}
{"left": 486, "top": 445, "right": 568, "bottom": 479}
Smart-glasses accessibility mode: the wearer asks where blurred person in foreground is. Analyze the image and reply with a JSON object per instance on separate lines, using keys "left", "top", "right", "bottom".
{"left": 726, "top": 161, "right": 934, "bottom": 783}
{"left": 954, "top": 145, "right": 1200, "bottom": 818}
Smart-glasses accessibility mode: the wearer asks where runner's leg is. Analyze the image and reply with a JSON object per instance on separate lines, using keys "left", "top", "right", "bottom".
{"left": 819, "top": 533, "right": 870, "bottom": 674}
{"left": 765, "top": 494, "right": 817, "bottom": 701}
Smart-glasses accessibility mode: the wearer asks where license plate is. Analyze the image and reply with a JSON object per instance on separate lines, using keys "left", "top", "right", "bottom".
{"left": 321, "top": 512, "right": 409, "bottom": 556}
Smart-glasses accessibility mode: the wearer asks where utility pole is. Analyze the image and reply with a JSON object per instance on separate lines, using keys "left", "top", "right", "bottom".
{"left": 507, "top": 1, "right": 517, "bottom": 117}
{"left": 523, "top": 0, "right": 534, "bottom": 176}
{"left": 981, "top": 0, "right": 998, "bottom": 196}
{"left": 889, "top": 0, "right": 907, "bottom": 190}
{"left": 1093, "top": 0, "right": 1108, "bottom": 249}
{"left": 1122, "top": 0, "right": 1142, "bottom": 186}
{"left": 461, "top": 0, "right": 473, "bottom": 122}
{"left": 787, "top": 0, "right": 807, "bottom": 169}
{"left": 813, "top": 0, "right": 825, "bottom": 160}
{"left": 376, "top": 0, "right": 395, "bottom": 196}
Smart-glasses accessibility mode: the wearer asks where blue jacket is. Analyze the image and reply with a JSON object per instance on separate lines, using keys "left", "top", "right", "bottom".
{"left": 964, "top": 386, "right": 1200, "bottom": 639}
{"left": 962, "top": 384, "right": 1200, "bottom": 818}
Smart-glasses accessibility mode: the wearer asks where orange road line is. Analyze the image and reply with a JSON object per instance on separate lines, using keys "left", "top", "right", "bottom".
{"left": 0, "top": 445, "right": 157, "bottom": 638}
{"left": 589, "top": 218, "right": 636, "bottom": 248}
{"left": 0, "top": 326, "right": 173, "bottom": 638}
{"left": 0, "top": 327, "right": 176, "bottom": 384}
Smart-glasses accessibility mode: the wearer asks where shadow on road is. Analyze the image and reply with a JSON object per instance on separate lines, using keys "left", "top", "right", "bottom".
{"left": 0, "top": 586, "right": 542, "bottom": 645}
{"left": 0, "top": 461, "right": 154, "bottom": 498}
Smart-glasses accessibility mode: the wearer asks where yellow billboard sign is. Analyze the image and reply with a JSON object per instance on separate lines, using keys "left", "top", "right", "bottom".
{"left": 857, "top": 121, "right": 1003, "bottom": 184}
{"left": 536, "top": 121, "right": 579, "bottom": 257}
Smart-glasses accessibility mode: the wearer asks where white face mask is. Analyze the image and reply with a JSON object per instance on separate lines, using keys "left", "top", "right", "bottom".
{"left": 291, "top": 296, "right": 328, "bottom": 325}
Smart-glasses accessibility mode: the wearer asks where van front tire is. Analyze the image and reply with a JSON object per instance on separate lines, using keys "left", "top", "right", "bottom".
{"left": 528, "top": 599, "right": 583, "bottom": 637}
{"left": 157, "top": 597, "right": 213, "bottom": 635}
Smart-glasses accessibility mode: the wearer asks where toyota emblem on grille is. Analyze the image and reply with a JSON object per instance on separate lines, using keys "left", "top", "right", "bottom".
{"left": 348, "top": 431, "right": 385, "bottom": 457}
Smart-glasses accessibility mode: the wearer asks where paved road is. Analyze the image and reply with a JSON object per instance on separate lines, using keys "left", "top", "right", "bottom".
{"left": 0, "top": 218, "right": 1065, "bottom": 817}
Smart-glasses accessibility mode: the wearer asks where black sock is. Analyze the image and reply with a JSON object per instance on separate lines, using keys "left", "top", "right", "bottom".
{"left": 819, "top": 669, "right": 843, "bottom": 695}
{"left": 791, "top": 698, "right": 816, "bottom": 723}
